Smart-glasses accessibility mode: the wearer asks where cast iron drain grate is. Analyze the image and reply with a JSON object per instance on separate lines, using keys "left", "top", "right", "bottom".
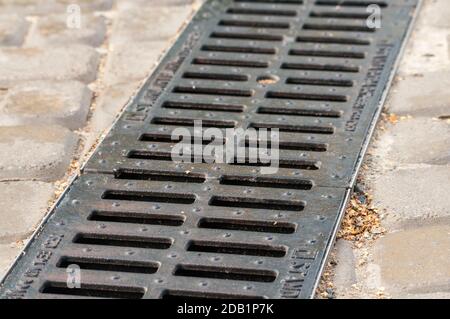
{"left": 0, "top": 0, "right": 419, "bottom": 299}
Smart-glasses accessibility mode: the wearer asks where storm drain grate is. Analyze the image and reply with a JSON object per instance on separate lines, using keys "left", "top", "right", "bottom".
{"left": 0, "top": 0, "right": 419, "bottom": 299}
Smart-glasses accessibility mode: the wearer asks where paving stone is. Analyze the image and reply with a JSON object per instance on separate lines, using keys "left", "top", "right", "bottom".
{"left": 26, "top": 14, "right": 107, "bottom": 47}
{"left": 387, "top": 71, "right": 450, "bottom": 118}
{"left": 0, "top": 181, "right": 54, "bottom": 244}
{"left": 53, "top": 0, "right": 113, "bottom": 11}
{"left": 0, "top": 244, "right": 22, "bottom": 279}
{"left": 0, "top": 0, "right": 113, "bottom": 15}
{"left": 0, "top": 45, "right": 100, "bottom": 85}
{"left": 333, "top": 240, "right": 357, "bottom": 291}
{"left": 374, "top": 223, "right": 450, "bottom": 294}
{"left": 117, "top": 0, "right": 195, "bottom": 8}
{"left": 0, "top": 81, "right": 92, "bottom": 130}
{"left": 417, "top": 0, "right": 450, "bottom": 29}
{"left": 376, "top": 119, "right": 450, "bottom": 166}
{"left": 0, "top": 14, "right": 30, "bottom": 46}
{"left": 372, "top": 166, "right": 450, "bottom": 227}
{"left": 0, "top": 125, "right": 78, "bottom": 182}
{"left": 82, "top": 81, "right": 141, "bottom": 157}
{"left": 104, "top": 41, "right": 167, "bottom": 86}
{"left": 398, "top": 25, "right": 450, "bottom": 75}
{"left": 111, "top": 6, "right": 193, "bottom": 45}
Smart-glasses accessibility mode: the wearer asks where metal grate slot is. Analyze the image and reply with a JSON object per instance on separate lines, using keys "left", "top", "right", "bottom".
{"left": 127, "top": 151, "right": 175, "bottom": 161}
{"left": 210, "top": 31, "right": 283, "bottom": 41}
{"left": 57, "top": 257, "right": 160, "bottom": 274}
{"left": 281, "top": 62, "right": 360, "bottom": 72}
{"left": 41, "top": 282, "right": 145, "bottom": 299}
{"left": 161, "top": 290, "right": 264, "bottom": 299}
{"left": 226, "top": 8, "right": 298, "bottom": 17}
{"left": 192, "top": 57, "right": 269, "bottom": 68}
{"left": 285, "top": 77, "right": 354, "bottom": 87}
{"left": 127, "top": 150, "right": 216, "bottom": 163}
{"left": 201, "top": 44, "right": 276, "bottom": 54}
{"left": 315, "top": 0, "right": 388, "bottom": 7}
{"left": 198, "top": 217, "right": 297, "bottom": 234}
{"left": 73, "top": 233, "right": 173, "bottom": 249}
{"left": 303, "top": 23, "right": 376, "bottom": 33}
{"left": 288, "top": 49, "right": 366, "bottom": 59}
{"left": 173, "top": 86, "right": 254, "bottom": 97}
{"left": 245, "top": 139, "right": 328, "bottom": 151}
{"left": 219, "top": 175, "right": 313, "bottom": 189}
{"left": 256, "top": 106, "right": 341, "bottom": 117}
{"left": 186, "top": 240, "right": 287, "bottom": 257}
{"left": 218, "top": 20, "right": 290, "bottom": 29}
{"left": 249, "top": 122, "right": 335, "bottom": 134}
{"left": 174, "top": 265, "right": 277, "bottom": 283}
{"left": 231, "top": 157, "right": 321, "bottom": 170}
{"left": 88, "top": 211, "right": 186, "bottom": 226}
{"left": 114, "top": 169, "right": 206, "bottom": 183}
{"left": 310, "top": 11, "right": 373, "bottom": 19}
{"left": 182, "top": 72, "right": 249, "bottom": 82}
{"left": 102, "top": 190, "right": 196, "bottom": 204}
{"left": 151, "top": 117, "right": 237, "bottom": 128}
{"left": 139, "top": 132, "right": 226, "bottom": 145}
{"left": 296, "top": 35, "right": 370, "bottom": 45}
{"left": 266, "top": 91, "right": 348, "bottom": 102}
{"left": 208, "top": 196, "right": 305, "bottom": 211}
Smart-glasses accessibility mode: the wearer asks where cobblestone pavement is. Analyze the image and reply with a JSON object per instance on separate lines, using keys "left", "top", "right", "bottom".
{"left": 0, "top": 0, "right": 200, "bottom": 278}
{"left": 325, "top": 0, "right": 450, "bottom": 299}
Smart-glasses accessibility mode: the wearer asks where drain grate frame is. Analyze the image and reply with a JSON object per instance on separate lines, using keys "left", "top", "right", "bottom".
{"left": 0, "top": 0, "right": 419, "bottom": 299}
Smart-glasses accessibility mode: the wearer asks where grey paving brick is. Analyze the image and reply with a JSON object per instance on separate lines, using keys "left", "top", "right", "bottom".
{"left": 83, "top": 81, "right": 141, "bottom": 156}
{"left": 104, "top": 41, "right": 167, "bottom": 86}
{"left": 0, "top": 125, "right": 78, "bottom": 182}
{"left": 333, "top": 240, "right": 357, "bottom": 292}
{"left": 0, "top": 81, "right": 92, "bottom": 130}
{"left": 373, "top": 223, "right": 450, "bottom": 295}
{"left": 375, "top": 119, "right": 450, "bottom": 166}
{"left": 0, "top": 45, "right": 100, "bottom": 85}
{"left": 117, "top": 0, "right": 196, "bottom": 10}
{"left": 0, "top": 243, "right": 21, "bottom": 280}
{"left": 398, "top": 25, "right": 450, "bottom": 75}
{"left": 0, "top": 14, "right": 30, "bottom": 46}
{"left": 0, "top": 181, "right": 54, "bottom": 244}
{"left": 111, "top": 6, "right": 193, "bottom": 45}
{"left": 372, "top": 166, "right": 450, "bottom": 227}
{"left": 26, "top": 14, "right": 107, "bottom": 47}
{"left": 387, "top": 71, "right": 450, "bottom": 118}
{"left": 0, "top": 0, "right": 113, "bottom": 15}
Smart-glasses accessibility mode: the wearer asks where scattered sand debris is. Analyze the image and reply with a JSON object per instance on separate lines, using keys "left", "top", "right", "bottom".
{"left": 381, "top": 112, "right": 413, "bottom": 125}
{"left": 338, "top": 193, "right": 385, "bottom": 243}
{"left": 316, "top": 251, "right": 337, "bottom": 299}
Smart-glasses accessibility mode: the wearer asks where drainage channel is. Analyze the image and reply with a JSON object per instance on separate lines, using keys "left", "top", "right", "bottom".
{"left": 1, "top": 0, "right": 419, "bottom": 299}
